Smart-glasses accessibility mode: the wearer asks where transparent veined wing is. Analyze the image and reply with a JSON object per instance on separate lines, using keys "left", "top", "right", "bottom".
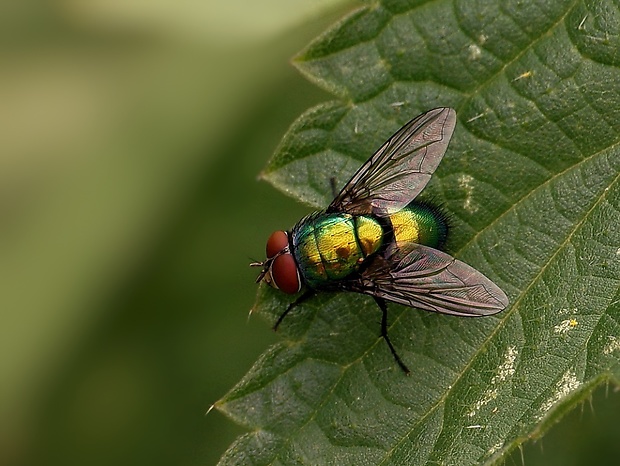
{"left": 350, "top": 243, "right": 508, "bottom": 316}
{"left": 328, "top": 107, "right": 456, "bottom": 216}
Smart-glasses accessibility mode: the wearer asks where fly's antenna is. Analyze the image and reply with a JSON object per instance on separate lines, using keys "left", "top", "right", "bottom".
{"left": 250, "top": 260, "right": 268, "bottom": 283}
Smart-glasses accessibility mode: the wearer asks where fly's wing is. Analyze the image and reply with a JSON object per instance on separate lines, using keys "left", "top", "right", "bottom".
{"left": 328, "top": 107, "right": 456, "bottom": 216}
{"left": 350, "top": 244, "right": 508, "bottom": 316}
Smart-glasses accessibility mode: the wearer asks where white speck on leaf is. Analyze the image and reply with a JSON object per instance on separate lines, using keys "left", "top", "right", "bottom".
{"left": 492, "top": 345, "right": 518, "bottom": 384}
{"left": 466, "top": 112, "right": 486, "bottom": 123}
{"left": 554, "top": 319, "right": 578, "bottom": 335}
{"left": 603, "top": 336, "right": 620, "bottom": 355}
{"left": 468, "top": 346, "right": 518, "bottom": 417}
{"left": 537, "top": 369, "right": 581, "bottom": 420}
{"left": 488, "top": 441, "right": 503, "bottom": 456}
{"left": 512, "top": 70, "right": 533, "bottom": 81}
{"left": 468, "top": 44, "right": 481, "bottom": 60}
{"left": 459, "top": 174, "right": 478, "bottom": 213}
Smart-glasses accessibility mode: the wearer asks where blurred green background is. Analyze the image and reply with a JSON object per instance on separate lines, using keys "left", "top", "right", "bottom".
{"left": 1, "top": 1, "right": 618, "bottom": 466}
{"left": 0, "top": 1, "right": 347, "bottom": 465}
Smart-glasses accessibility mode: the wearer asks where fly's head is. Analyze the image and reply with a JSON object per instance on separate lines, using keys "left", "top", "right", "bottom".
{"left": 250, "top": 230, "right": 301, "bottom": 294}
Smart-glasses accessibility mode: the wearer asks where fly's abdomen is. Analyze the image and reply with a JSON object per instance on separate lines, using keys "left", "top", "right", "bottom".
{"left": 293, "top": 213, "right": 383, "bottom": 287}
{"left": 389, "top": 201, "right": 448, "bottom": 251}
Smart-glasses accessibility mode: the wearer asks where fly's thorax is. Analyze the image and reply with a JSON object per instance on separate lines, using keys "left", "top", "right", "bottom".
{"left": 292, "top": 213, "right": 383, "bottom": 286}
{"left": 389, "top": 201, "right": 448, "bottom": 250}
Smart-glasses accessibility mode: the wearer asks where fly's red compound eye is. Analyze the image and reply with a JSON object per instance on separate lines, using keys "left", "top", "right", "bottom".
{"left": 266, "top": 230, "right": 289, "bottom": 258}
{"left": 271, "top": 254, "right": 301, "bottom": 294}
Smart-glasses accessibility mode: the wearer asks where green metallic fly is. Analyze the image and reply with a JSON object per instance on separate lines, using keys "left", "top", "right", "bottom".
{"left": 251, "top": 108, "right": 508, "bottom": 373}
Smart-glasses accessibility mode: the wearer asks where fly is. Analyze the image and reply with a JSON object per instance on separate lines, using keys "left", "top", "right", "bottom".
{"left": 251, "top": 108, "right": 509, "bottom": 373}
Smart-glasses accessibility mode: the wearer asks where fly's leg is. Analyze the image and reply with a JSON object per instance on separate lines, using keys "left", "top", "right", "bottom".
{"left": 274, "top": 290, "right": 315, "bottom": 331}
{"left": 373, "top": 296, "right": 410, "bottom": 374}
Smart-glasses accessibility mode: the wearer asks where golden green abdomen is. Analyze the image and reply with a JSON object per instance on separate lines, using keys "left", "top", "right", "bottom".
{"left": 293, "top": 213, "right": 383, "bottom": 287}
{"left": 389, "top": 202, "right": 448, "bottom": 252}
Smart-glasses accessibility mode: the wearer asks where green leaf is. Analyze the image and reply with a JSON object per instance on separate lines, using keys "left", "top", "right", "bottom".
{"left": 217, "top": 0, "right": 620, "bottom": 464}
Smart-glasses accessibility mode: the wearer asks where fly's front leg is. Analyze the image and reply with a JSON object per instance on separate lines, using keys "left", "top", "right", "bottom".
{"left": 373, "top": 296, "right": 410, "bottom": 374}
{"left": 274, "top": 290, "right": 315, "bottom": 331}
